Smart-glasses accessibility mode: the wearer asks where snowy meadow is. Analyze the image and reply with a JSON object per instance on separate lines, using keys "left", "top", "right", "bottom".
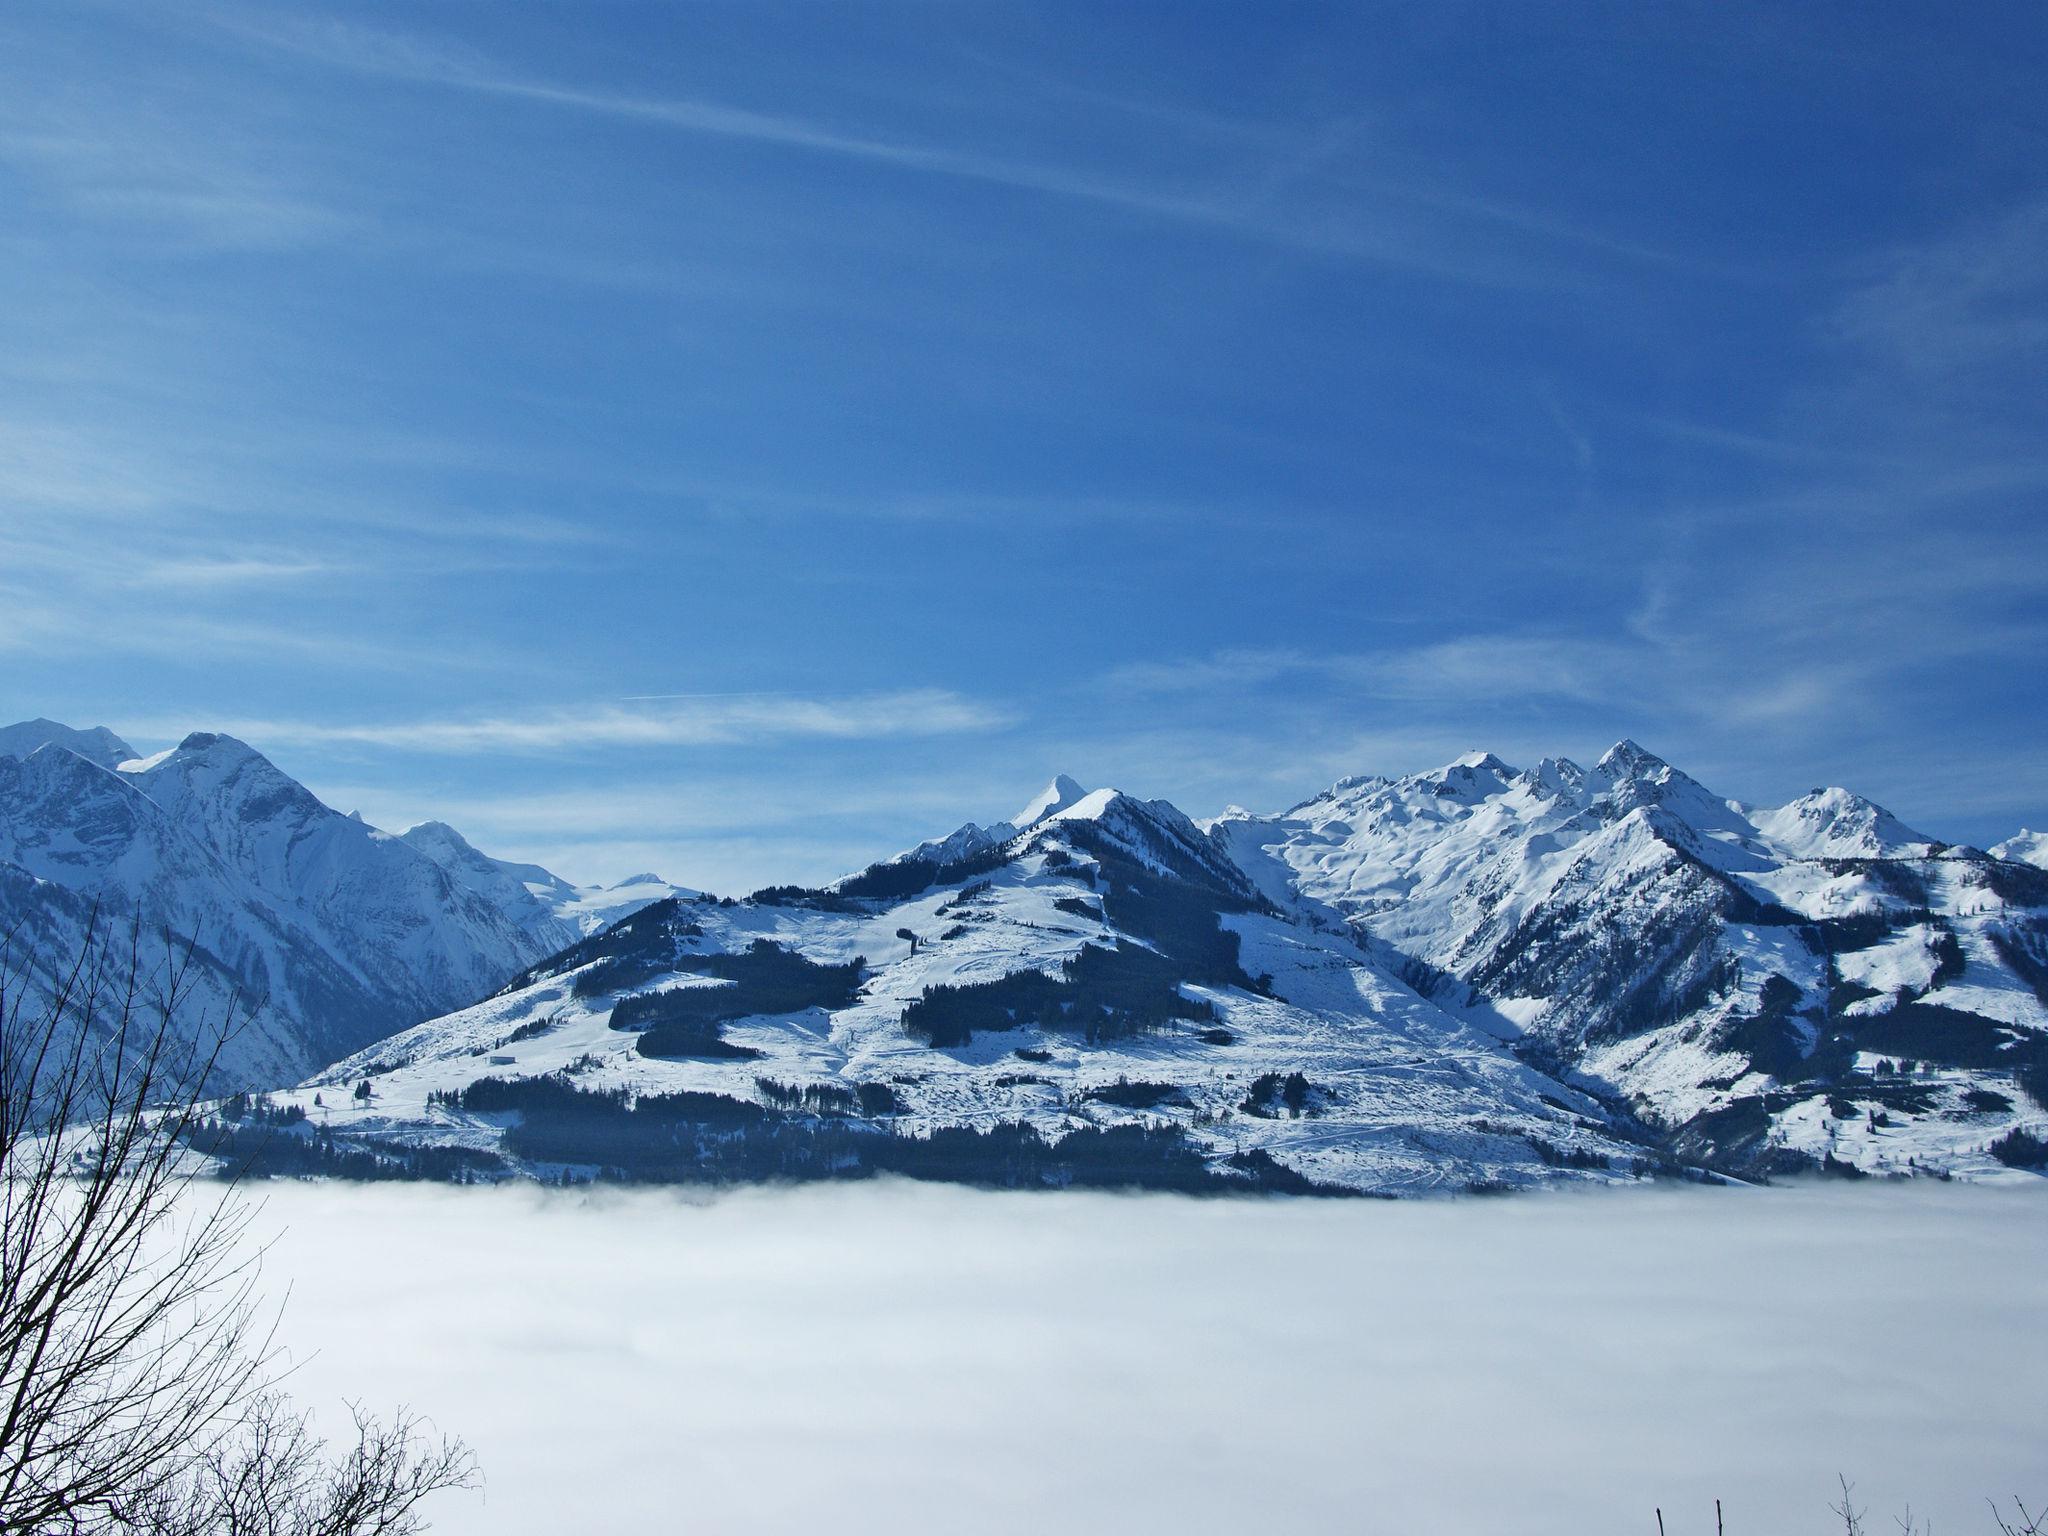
{"left": 248, "top": 1180, "right": 2048, "bottom": 1535}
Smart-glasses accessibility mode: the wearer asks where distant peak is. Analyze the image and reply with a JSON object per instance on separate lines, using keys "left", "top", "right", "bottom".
{"left": 1449, "top": 750, "right": 1513, "bottom": 774}
{"left": 1527, "top": 755, "right": 1587, "bottom": 793}
{"left": 402, "top": 819, "right": 472, "bottom": 850}
{"left": 1751, "top": 785, "right": 1930, "bottom": 859}
{"left": 1596, "top": 738, "right": 1669, "bottom": 777}
{"left": 1787, "top": 786, "right": 1867, "bottom": 812}
{"left": 1329, "top": 773, "right": 1384, "bottom": 794}
{"left": 158, "top": 731, "right": 283, "bottom": 779}
{"left": 1014, "top": 774, "right": 1089, "bottom": 829}
{"left": 0, "top": 718, "right": 136, "bottom": 771}
{"left": 1992, "top": 830, "right": 2048, "bottom": 871}
{"left": 174, "top": 730, "right": 260, "bottom": 758}
{"left": 612, "top": 872, "right": 667, "bottom": 889}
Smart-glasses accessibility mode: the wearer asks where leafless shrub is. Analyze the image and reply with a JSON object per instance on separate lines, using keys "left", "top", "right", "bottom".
{"left": 1990, "top": 1496, "right": 2048, "bottom": 1536}
{"left": 1657, "top": 1482, "right": 2045, "bottom": 1534}
{"left": 118, "top": 1394, "right": 473, "bottom": 1536}
{"left": 0, "top": 916, "right": 476, "bottom": 1533}
{"left": 1832, "top": 1475, "right": 1867, "bottom": 1535}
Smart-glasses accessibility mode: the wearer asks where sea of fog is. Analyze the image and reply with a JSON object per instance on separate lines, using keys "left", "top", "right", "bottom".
{"left": 239, "top": 1179, "right": 2048, "bottom": 1535}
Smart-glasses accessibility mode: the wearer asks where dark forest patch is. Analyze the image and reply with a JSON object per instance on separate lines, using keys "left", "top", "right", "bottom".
{"left": 1081, "top": 1079, "right": 1191, "bottom": 1111}
{"left": 1240, "top": 1071, "right": 1323, "bottom": 1119}
{"left": 607, "top": 941, "right": 863, "bottom": 1059}
{"left": 902, "top": 941, "right": 1215, "bottom": 1047}
{"left": 1848, "top": 1001, "right": 2025, "bottom": 1071}
{"left": 419, "top": 1074, "right": 1324, "bottom": 1194}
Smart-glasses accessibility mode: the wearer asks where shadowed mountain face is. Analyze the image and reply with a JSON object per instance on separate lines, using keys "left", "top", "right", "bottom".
{"left": 243, "top": 756, "right": 2048, "bottom": 1194}
{"left": 0, "top": 720, "right": 687, "bottom": 1088}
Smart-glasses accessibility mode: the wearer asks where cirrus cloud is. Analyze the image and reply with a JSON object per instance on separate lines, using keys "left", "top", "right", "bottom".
{"left": 150, "top": 690, "right": 1016, "bottom": 756}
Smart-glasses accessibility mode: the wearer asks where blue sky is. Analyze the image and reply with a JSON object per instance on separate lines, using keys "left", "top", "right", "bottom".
{"left": 4, "top": 2, "right": 2045, "bottom": 893}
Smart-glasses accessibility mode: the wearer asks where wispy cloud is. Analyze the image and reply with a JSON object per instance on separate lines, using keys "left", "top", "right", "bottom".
{"left": 1832, "top": 195, "right": 2048, "bottom": 386}
{"left": 126, "top": 556, "right": 342, "bottom": 588}
{"left": 1367, "top": 636, "right": 1640, "bottom": 706}
{"left": 1101, "top": 637, "right": 1646, "bottom": 708}
{"left": 160, "top": 691, "right": 1016, "bottom": 756}
{"left": 205, "top": 9, "right": 1681, "bottom": 289}
{"left": 0, "top": 589, "right": 516, "bottom": 675}
{"left": 0, "top": 111, "right": 349, "bottom": 254}
{"left": 208, "top": 12, "right": 1226, "bottom": 213}
{"left": 304, "top": 763, "right": 1041, "bottom": 889}
{"left": 1097, "top": 649, "right": 1321, "bottom": 696}
{"left": 1087, "top": 625, "right": 1958, "bottom": 790}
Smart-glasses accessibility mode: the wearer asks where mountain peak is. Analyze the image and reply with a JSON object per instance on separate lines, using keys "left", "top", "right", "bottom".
{"left": 402, "top": 819, "right": 475, "bottom": 852}
{"left": 1596, "top": 738, "right": 1669, "bottom": 778}
{"left": 168, "top": 731, "right": 282, "bottom": 774}
{"left": 1751, "top": 786, "right": 1931, "bottom": 860}
{"left": 147, "top": 731, "right": 311, "bottom": 798}
{"left": 0, "top": 718, "right": 136, "bottom": 771}
{"left": 1994, "top": 829, "right": 2048, "bottom": 870}
{"left": 1014, "top": 774, "right": 1089, "bottom": 828}
{"left": 1526, "top": 756, "right": 1588, "bottom": 797}
{"left": 176, "top": 730, "right": 251, "bottom": 755}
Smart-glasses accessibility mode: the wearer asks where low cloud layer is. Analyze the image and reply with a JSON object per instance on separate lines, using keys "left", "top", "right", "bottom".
{"left": 248, "top": 1179, "right": 2048, "bottom": 1536}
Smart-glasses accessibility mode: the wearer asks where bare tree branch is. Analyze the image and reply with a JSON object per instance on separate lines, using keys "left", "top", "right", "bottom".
{"left": 0, "top": 919, "right": 476, "bottom": 1534}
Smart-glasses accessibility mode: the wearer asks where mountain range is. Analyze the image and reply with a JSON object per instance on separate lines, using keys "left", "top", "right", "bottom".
{"left": 218, "top": 739, "right": 2044, "bottom": 1194}
{"left": 8, "top": 715, "right": 2046, "bottom": 1193}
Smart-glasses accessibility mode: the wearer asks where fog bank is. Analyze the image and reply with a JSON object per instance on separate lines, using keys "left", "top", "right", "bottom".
{"left": 245, "top": 1180, "right": 2048, "bottom": 1535}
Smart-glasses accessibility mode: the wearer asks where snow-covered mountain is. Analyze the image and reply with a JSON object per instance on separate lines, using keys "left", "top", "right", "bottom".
{"left": 269, "top": 778, "right": 1642, "bottom": 1194}
{"left": 1994, "top": 830, "right": 2048, "bottom": 871}
{"left": 0, "top": 720, "right": 686, "bottom": 1087}
{"left": 1214, "top": 742, "right": 2048, "bottom": 1178}
{"left": 0, "top": 718, "right": 133, "bottom": 770}
{"left": 880, "top": 771, "right": 1089, "bottom": 868}
{"left": 395, "top": 821, "right": 693, "bottom": 948}
{"left": 239, "top": 748, "right": 2048, "bottom": 1195}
